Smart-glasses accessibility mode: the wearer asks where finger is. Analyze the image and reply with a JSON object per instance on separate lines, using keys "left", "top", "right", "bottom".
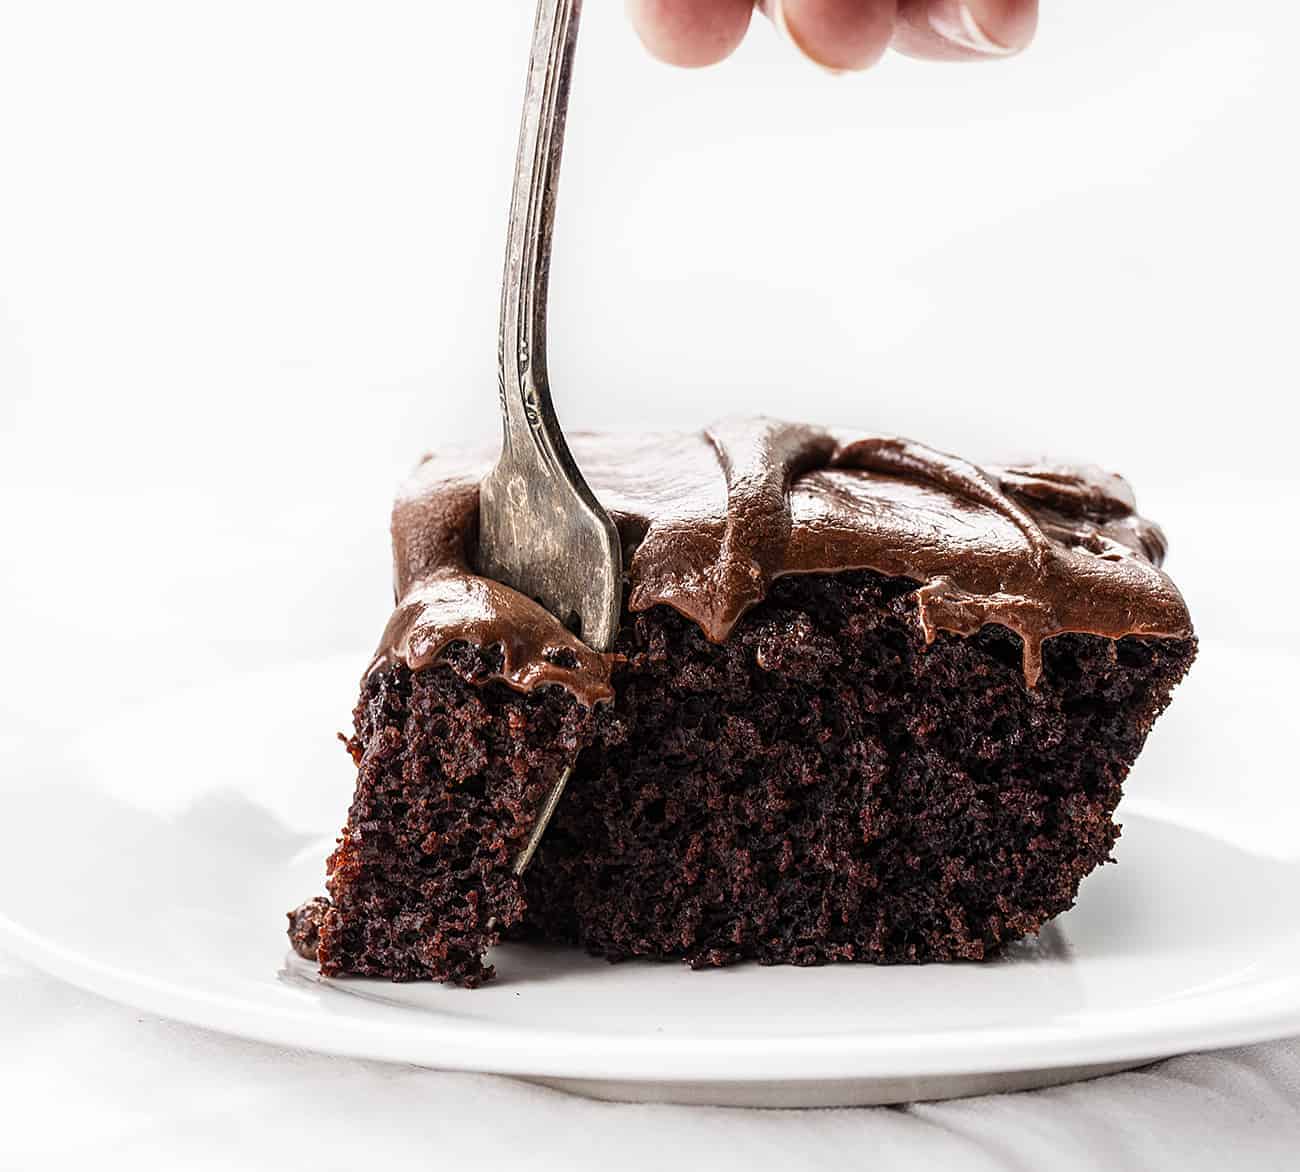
{"left": 625, "top": 0, "right": 754, "bottom": 68}
{"left": 761, "top": 0, "right": 897, "bottom": 73}
{"left": 895, "top": 0, "right": 1038, "bottom": 60}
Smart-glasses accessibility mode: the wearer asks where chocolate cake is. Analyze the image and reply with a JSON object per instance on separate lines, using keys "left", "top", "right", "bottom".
{"left": 290, "top": 419, "right": 1195, "bottom": 987}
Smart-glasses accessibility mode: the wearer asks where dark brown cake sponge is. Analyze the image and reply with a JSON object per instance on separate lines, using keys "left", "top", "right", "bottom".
{"left": 305, "top": 641, "right": 593, "bottom": 987}
{"left": 293, "top": 570, "right": 1195, "bottom": 985}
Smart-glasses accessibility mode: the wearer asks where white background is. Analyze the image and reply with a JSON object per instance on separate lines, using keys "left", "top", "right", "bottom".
{"left": 2, "top": 1, "right": 1298, "bottom": 1167}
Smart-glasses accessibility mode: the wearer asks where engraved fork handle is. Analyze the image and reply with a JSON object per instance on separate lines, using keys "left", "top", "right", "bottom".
{"left": 498, "top": 0, "right": 582, "bottom": 482}
{"left": 489, "top": 0, "right": 619, "bottom": 653}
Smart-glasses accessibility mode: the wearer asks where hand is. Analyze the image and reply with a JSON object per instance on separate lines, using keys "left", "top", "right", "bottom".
{"left": 626, "top": 0, "right": 1037, "bottom": 71}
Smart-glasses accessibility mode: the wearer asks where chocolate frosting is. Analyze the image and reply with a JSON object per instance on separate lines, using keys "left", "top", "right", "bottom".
{"left": 373, "top": 418, "right": 1192, "bottom": 705}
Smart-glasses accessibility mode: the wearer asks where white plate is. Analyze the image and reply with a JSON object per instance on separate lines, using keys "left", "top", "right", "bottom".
{"left": 2, "top": 642, "right": 1298, "bottom": 1107}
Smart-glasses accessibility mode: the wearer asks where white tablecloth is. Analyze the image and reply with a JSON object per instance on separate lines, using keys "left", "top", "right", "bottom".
{"left": 4, "top": 952, "right": 1296, "bottom": 1171}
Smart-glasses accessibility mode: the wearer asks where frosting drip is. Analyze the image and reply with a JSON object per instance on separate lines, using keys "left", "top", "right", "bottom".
{"left": 372, "top": 419, "right": 1192, "bottom": 704}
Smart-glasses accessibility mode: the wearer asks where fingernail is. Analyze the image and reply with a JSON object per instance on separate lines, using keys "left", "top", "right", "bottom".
{"left": 928, "top": 1, "right": 1025, "bottom": 55}
{"left": 766, "top": 0, "right": 847, "bottom": 75}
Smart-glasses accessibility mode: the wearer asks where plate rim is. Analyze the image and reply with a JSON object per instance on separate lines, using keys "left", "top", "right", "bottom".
{"left": 4, "top": 846, "right": 1300, "bottom": 1085}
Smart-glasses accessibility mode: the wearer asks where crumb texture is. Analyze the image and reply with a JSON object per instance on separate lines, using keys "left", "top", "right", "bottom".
{"left": 310, "top": 643, "right": 594, "bottom": 987}
{"left": 299, "top": 571, "right": 1195, "bottom": 986}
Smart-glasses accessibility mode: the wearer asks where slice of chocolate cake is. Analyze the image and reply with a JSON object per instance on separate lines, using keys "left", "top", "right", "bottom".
{"left": 290, "top": 419, "right": 1195, "bottom": 987}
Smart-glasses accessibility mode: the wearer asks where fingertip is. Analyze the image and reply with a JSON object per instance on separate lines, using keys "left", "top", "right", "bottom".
{"left": 765, "top": 0, "right": 897, "bottom": 73}
{"left": 896, "top": 0, "right": 1037, "bottom": 59}
{"left": 626, "top": 0, "right": 754, "bottom": 68}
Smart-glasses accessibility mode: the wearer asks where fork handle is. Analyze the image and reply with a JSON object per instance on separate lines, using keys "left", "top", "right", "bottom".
{"left": 497, "top": 0, "right": 581, "bottom": 464}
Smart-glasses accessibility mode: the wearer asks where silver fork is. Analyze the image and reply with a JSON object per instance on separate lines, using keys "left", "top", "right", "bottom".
{"left": 477, "top": 0, "right": 622, "bottom": 875}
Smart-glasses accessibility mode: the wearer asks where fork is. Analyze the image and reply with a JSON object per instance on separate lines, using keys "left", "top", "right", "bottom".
{"left": 477, "top": 0, "right": 622, "bottom": 874}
